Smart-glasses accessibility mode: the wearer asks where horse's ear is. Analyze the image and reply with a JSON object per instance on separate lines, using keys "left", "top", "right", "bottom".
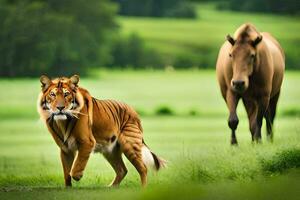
{"left": 252, "top": 35, "right": 263, "bottom": 47}
{"left": 70, "top": 74, "right": 80, "bottom": 89}
{"left": 40, "top": 75, "right": 51, "bottom": 91}
{"left": 226, "top": 34, "right": 235, "bottom": 46}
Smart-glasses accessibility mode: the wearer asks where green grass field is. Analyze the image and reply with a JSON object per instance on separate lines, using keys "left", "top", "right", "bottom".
{"left": 0, "top": 70, "right": 300, "bottom": 199}
{"left": 119, "top": 3, "right": 300, "bottom": 68}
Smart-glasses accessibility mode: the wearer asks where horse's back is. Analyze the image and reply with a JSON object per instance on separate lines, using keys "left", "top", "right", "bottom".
{"left": 216, "top": 41, "right": 232, "bottom": 99}
{"left": 262, "top": 32, "right": 285, "bottom": 97}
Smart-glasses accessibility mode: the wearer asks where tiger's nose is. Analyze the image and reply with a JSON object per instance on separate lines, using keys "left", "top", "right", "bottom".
{"left": 57, "top": 106, "right": 65, "bottom": 111}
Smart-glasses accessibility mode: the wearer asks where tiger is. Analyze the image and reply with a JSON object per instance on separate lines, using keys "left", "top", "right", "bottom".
{"left": 37, "top": 75, "right": 165, "bottom": 187}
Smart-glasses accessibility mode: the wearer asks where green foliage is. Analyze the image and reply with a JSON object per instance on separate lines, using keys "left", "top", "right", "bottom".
{"left": 0, "top": 0, "right": 117, "bottom": 77}
{"left": 173, "top": 53, "right": 199, "bottom": 68}
{"left": 218, "top": 0, "right": 300, "bottom": 15}
{"left": 109, "top": 33, "right": 164, "bottom": 68}
{"left": 281, "top": 108, "right": 300, "bottom": 117}
{"left": 261, "top": 148, "right": 300, "bottom": 173}
{"left": 177, "top": 161, "right": 214, "bottom": 183}
{"left": 164, "top": 1, "right": 197, "bottom": 18}
{"left": 113, "top": 0, "right": 197, "bottom": 18}
{"left": 155, "top": 105, "right": 175, "bottom": 116}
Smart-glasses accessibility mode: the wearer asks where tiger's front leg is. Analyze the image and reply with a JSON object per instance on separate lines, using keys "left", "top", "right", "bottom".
{"left": 70, "top": 135, "right": 95, "bottom": 181}
{"left": 60, "top": 150, "right": 76, "bottom": 187}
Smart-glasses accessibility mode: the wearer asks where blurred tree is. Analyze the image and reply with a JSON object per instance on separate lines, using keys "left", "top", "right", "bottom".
{"left": 164, "top": 1, "right": 197, "bottom": 18}
{"left": 0, "top": 0, "right": 118, "bottom": 77}
{"left": 112, "top": 0, "right": 196, "bottom": 18}
{"left": 109, "top": 33, "right": 164, "bottom": 69}
{"left": 217, "top": 0, "right": 300, "bottom": 15}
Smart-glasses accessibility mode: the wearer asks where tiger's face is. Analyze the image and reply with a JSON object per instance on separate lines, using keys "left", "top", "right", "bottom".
{"left": 39, "top": 75, "right": 82, "bottom": 121}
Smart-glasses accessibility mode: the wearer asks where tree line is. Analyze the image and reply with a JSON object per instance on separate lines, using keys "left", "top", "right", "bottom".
{"left": 191, "top": 0, "right": 300, "bottom": 14}
{"left": 112, "top": 0, "right": 196, "bottom": 18}
{"left": 0, "top": 0, "right": 299, "bottom": 77}
{"left": 0, "top": 0, "right": 197, "bottom": 77}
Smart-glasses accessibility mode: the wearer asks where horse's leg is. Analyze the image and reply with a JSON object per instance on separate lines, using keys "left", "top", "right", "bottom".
{"left": 226, "top": 91, "right": 240, "bottom": 145}
{"left": 254, "top": 96, "right": 270, "bottom": 143}
{"left": 243, "top": 99, "right": 258, "bottom": 142}
{"left": 265, "top": 92, "right": 280, "bottom": 142}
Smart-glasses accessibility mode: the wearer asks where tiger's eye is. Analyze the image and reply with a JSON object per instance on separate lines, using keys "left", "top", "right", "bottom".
{"left": 64, "top": 91, "right": 70, "bottom": 97}
{"left": 49, "top": 92, "right": 56, "bottom": 97}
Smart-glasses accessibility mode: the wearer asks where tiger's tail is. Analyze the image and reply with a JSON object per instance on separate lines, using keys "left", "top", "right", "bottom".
{"left": 141, "top": 144, "right": 167, "bottom": 171}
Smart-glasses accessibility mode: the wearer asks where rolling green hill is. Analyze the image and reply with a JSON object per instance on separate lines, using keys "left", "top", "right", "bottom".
{"left": 119, "top": 3, "right": 300, "bottom": 69}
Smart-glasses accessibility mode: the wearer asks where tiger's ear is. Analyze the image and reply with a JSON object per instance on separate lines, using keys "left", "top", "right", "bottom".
{"left": 70, "top": 75, "right": 80, "bottom": 89}
{"left": 40, "top": 75, "right": 51, "bottom": 91}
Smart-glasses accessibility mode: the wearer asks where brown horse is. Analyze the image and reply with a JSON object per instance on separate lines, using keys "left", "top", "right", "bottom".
{"left": 216, "top": 23, "right": 285, "bottom": 145}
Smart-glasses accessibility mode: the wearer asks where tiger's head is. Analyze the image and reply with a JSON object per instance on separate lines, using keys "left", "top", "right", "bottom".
{"left": 37, "top": 75, "right": 84, "bottom": 121}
